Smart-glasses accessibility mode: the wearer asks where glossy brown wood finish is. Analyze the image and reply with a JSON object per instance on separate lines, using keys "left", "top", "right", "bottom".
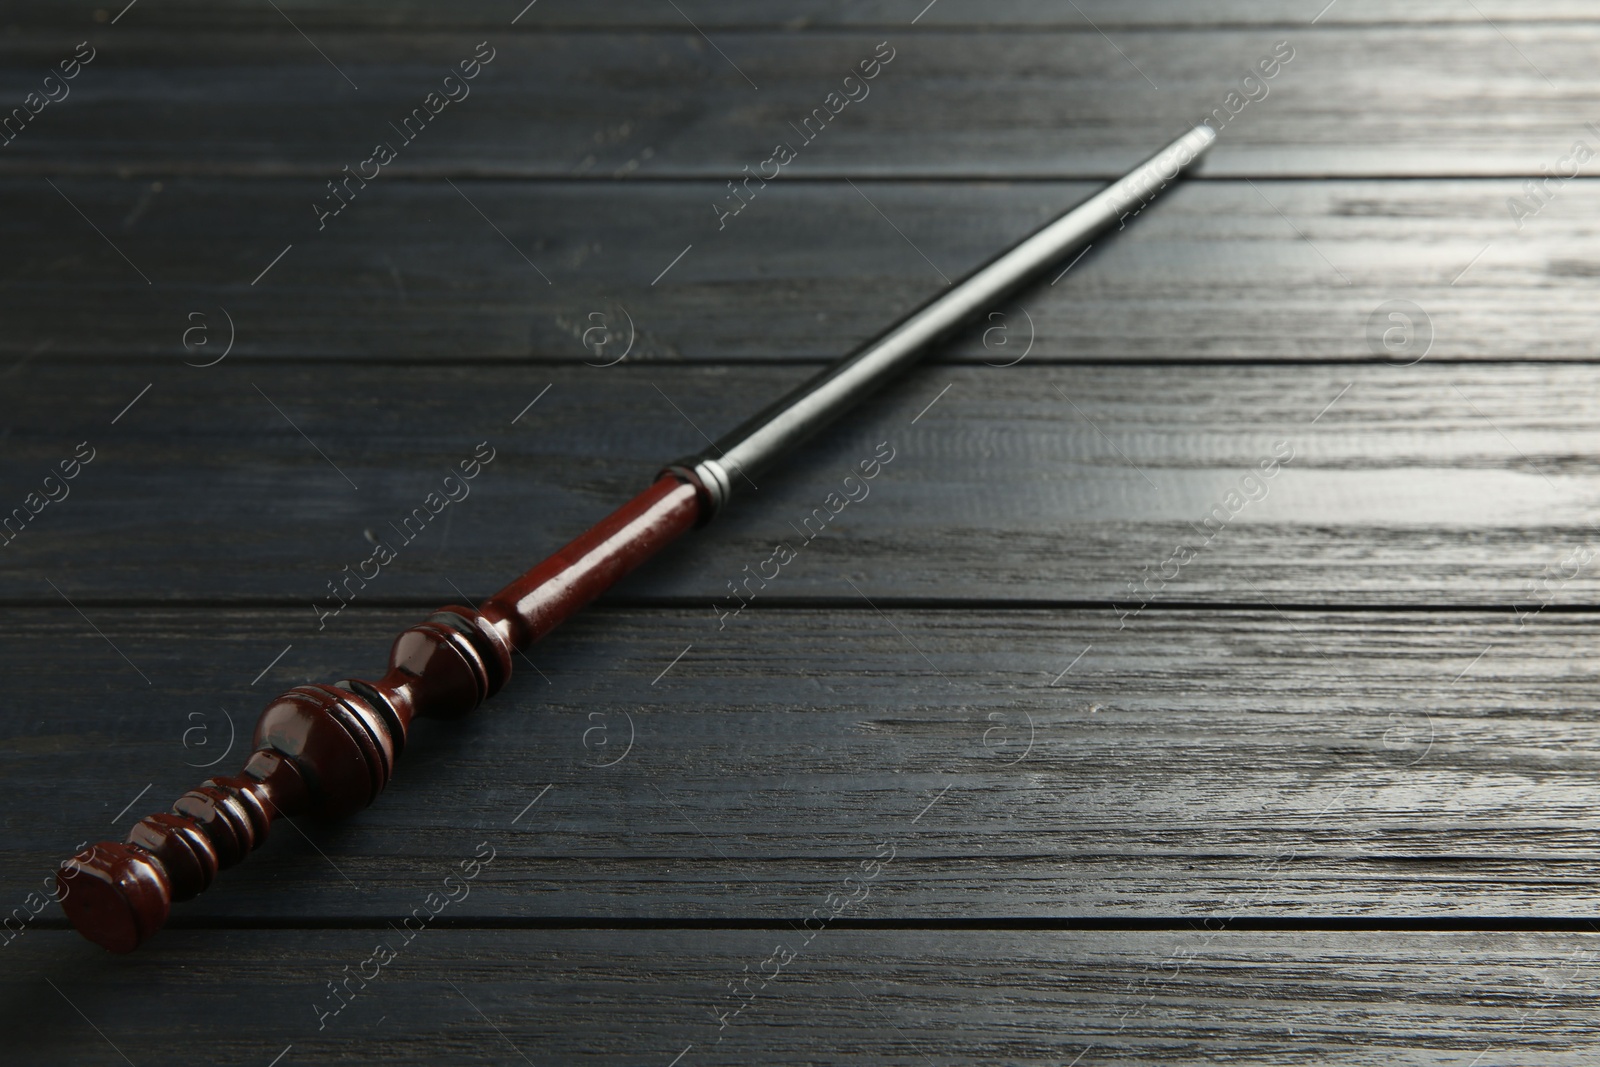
{"left": 55, "top": 474, "right": 705, "bottom": 953}
{"left": 481, "top": 474, "right": 705, "bottom": 650}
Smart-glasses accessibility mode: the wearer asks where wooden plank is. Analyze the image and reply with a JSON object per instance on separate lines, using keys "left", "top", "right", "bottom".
{"left": 1, "top": 361, "right": 1598, "bottom": 605}
{"left": 6, "top": 606, "right": 1600, "bottom": 919}
{"left": 4, "top": 1, "right": 1597, "bottom": 30}
{"left": 5, "top": 177, "right": 1596, "bottom": 361}
{"left": 6, "top": 3, "right": 1589, "bottom": 1057}
{"left": 6, "top": 928, "right": 1600, "bottom": 1064}
{"left": 0, "top": 28, "right": 1594, "bottom": 178}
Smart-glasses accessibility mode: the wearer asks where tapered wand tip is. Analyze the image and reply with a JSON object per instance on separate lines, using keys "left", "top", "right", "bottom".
{"left": 1181, "top": 123, "right": 1219, "bottom": 158}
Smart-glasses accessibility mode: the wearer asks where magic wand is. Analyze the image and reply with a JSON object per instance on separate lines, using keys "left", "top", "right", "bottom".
{"left": 57, "top": 125, "right": 1215, "bottom": 952}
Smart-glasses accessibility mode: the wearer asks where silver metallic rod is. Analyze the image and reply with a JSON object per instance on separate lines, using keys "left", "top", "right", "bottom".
{"left": 679, "top": 124, "right": 1217, "bottom": 513}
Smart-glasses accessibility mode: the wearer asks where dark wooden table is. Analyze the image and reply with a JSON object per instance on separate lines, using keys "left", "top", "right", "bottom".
{"left": 4, "top": 1, "right": 1600, "bottom": 1063}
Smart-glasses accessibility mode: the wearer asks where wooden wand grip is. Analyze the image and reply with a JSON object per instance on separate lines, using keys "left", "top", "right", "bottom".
{"left": 57, "top": 474, "right": 704, "bottom": 952}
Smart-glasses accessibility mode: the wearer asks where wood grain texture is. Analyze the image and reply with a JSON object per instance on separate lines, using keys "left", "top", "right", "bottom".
{"left": 7, "top": 929, "right": 1600, "bottom": 1065}
{"left": 5, "top": 178, "right": 1592, "bottom": 361}
{"left": 3, "top": 0, "right": 1596, "bottom": 1052}
{"left": 1, "top": 361, "right": 1597, "bottom": 605}
{"left": 3, "top": 1, "right": 1597, "bottom": 29}
{"left": 5, "top": 606, "right": 1600, "bottom": 919}
{"left": 0, "top": 28, "right": 1594, "bottom": 179}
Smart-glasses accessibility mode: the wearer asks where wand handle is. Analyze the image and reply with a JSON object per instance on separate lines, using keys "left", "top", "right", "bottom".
{"left": 57, "top": 476, "right": 702, "bottom": 952}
